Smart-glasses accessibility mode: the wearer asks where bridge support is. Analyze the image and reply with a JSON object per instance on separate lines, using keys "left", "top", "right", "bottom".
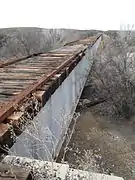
{"left": 7, "top": 37, "right": 102, "bottom": 161}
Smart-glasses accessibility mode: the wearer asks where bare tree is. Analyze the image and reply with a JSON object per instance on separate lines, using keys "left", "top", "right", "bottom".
{"left": 89, "top": 30, "right": 135, "bottom": 120}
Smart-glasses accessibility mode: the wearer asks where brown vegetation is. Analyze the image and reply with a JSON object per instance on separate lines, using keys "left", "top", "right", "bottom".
{"left": 0, "top": 28, "right": 102, "bottom": 60}
{"left": 85, "top": 32, "right": 135, "bottom": 120}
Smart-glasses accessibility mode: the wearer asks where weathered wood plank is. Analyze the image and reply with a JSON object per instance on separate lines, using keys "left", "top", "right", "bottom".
{"left": 39, "top": 52, "right": 72, "bottom": 57}
{"left": 0, "top": 124, "right": 8, "bottom": 140}
{"left": 0, "top": 73, "right": 42, "bottom": 78}
{"left": 0, "top": 80, "right": 34, "bottom": 85}
{"left": 0, "top": 76, "right": 39, "bottom": 80}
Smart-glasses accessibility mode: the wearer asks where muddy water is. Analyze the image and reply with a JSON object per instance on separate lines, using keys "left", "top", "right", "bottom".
{"left": 58, "top": 110, "right": 135, "bottom": 180}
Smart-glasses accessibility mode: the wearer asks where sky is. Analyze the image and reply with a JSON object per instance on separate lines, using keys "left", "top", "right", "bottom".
{"left": 0, "top": 0, "right": 135, "bottom": 30}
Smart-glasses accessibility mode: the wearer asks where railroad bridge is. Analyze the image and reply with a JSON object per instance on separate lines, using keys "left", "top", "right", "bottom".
{"left": 0, "top": 35, "right": 102, "bottom": 160}
{"left": 0, "top": 35, "right": 125, "bottom": 180}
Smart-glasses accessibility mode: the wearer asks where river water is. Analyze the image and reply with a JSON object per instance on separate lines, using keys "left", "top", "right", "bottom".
{"left": 58, "top": 108, "right": 135, "bottom": 180}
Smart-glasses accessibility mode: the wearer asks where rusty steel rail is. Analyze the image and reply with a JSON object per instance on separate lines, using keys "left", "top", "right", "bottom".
{"left": 0, "top": 49, "right": 86, "bottom": 122}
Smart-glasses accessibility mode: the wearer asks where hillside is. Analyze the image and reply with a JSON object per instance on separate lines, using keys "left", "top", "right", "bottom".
{"left": 0, "top": 28, "right": 102, "bottom": 61}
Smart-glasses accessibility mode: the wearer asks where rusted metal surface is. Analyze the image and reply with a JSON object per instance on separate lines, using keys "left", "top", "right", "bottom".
{"left": 0, "top": 35, "right": 100, "bottom": 123}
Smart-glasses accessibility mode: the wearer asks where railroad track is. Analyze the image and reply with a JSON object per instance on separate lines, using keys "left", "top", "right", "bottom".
{"left": 0, "top": 35, "right": 101, "bottom": 155}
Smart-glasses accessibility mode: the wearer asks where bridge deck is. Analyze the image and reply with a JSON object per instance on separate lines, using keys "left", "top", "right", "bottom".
{"left": 0, "top": 45, "right": 84, "bottom": 103}
{"left": 0, "top": 44, "right": 88, "bottom": 122}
